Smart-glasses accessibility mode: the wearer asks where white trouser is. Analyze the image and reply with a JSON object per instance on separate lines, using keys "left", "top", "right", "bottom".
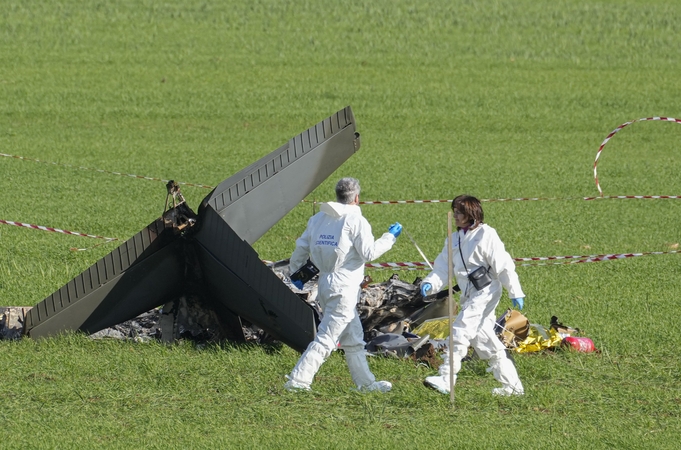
{"left": 438, "top": 285, "right": 523, "bottom": 392}
{"left": 288, "top": 284, "right": 375, "bottom": 388}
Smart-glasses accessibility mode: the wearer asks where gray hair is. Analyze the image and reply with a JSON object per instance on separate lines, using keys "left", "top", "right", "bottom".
{"left": 335, "top": 177, "right": 360, "bottom": 204}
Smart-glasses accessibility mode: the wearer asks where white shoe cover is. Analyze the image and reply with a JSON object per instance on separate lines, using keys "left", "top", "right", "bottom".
{"left": 492, "top": 386, "right": 524, "bottom": 396}
{"left": 358, "top": 380, "right": 392, "bottom": 393}
{"left": 488, "top": 353, "right": 523, "bottom": 395}
{"left": 424, "top": 375, "right": 451, "bottom": 394}
{"left": 288, "top": 343, "right": 325, "bottom": 388}
{"left": 284, "top": 378, "right": 311, "bottom": 392}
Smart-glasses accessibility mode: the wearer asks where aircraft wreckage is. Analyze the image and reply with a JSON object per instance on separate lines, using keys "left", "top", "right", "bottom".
{"left": 0, "top": 106, "right": 446, "bottom": 352}
{"left": 2, "top": 106, "right": 578, "bottom": 362}
{"left": 5, "top": 107, "right": 362, "bottom": 352}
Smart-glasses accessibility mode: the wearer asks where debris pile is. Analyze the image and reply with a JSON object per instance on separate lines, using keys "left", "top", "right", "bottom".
{"left": 0, "top": 307, "right": 30, "bottom": 340}
{"left": 1, "top": 260, "right": 595, "bottom": 358}
{"left": 89, "top": 310, "right": 162, "bottom": 342}
{"left": 90, "top": 295, "right": 277, "bottom": 346}
{"left": 508, "top": 314, "right": 597, "bottom": 353}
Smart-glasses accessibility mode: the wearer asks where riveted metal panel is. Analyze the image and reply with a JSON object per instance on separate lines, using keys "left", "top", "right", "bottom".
{"left": 199, "top": 106, "right": 360, "bottom": 245}
{"left": 194, "top": 207, "right": 316, "bottom": 353}
{"left": 25, "top": 214, "right": 186, "bottom": 339}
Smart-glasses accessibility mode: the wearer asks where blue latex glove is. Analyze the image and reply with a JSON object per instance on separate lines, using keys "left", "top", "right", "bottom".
{"left": 291, "top": 279, "right": 304, "bottom": 290}
{"left": 512, "top": 297, "right": 524, "bottom": 310}
{"left": 420, "top": 282, "right": 432, "bottom": 297}
{"left": 388, "top": 222, "right": 403, "bottom": 238}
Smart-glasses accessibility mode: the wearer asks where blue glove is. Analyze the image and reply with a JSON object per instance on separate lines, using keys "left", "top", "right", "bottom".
{"left": 420, "top": 282, "right": 432, "bottom": 297}
{"left": 388, "top": 222, "right": 403, "bottom": 238}
{"left": 512, "top": 297, "right": 524, "bottom": 310}
{"left": 291, "top": 279, "right": 304, "bottom": 290}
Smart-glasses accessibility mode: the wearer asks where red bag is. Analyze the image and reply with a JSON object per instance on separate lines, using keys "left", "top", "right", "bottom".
{"left": 562, "top": 336, "right": 596, "bottom": 353}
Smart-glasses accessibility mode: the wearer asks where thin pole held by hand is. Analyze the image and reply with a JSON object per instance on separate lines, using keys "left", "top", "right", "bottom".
{"left": 403, "top": 228, "right": 434, "bottom": 270}
{"left": 447, "top": 211, "right": 455, "bottom": 405}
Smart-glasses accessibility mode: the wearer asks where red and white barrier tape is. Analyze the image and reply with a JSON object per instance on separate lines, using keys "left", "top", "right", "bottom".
{"left": 3, "top": 217, "right": 678, "bottom": 262}
{"left": 366, "top": 250, "right": 680, "bottom": 270}
{"left": 514, "top": 250, "right": 680, "bottom": 266}
{"left": 0, "top": 152, "right": 215, "bottom": 190}
{"left": 5, "top": 151, "right": 679, "bottom": 203}
{"left": 0, "top": 220, "right": 120, "bottom": 251}
{"left": 345, "top": 195, "right": 681, "bottom": 205}
{"left": 364, "top": 261, "right": 432, "bottom": 270}
{"left": 594, "top": 116, "right": 681, "bottom": 196}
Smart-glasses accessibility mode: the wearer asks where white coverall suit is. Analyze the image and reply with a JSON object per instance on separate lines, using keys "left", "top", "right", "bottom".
{"left": 287, "top": 202, "right": 396, "bottom": 389}
{"left": 422, "top": 223, "right": 524, "bottom": 394}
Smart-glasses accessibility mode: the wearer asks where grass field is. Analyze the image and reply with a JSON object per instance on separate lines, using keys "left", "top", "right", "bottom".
{"left": 1, "top": 1, "right": 680, "bottom": 448}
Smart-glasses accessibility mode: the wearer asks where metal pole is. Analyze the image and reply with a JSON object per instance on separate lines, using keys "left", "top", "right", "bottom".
{"left": 403, "top": 228, "right": 434, "bottom": 270}
{"left": 447, "top": 211, "right": 455, "bottom": 405}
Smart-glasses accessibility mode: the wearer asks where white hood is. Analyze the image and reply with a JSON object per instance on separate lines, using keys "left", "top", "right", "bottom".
{"left": 319, "top": 201, "right": 361, "bottom": 219}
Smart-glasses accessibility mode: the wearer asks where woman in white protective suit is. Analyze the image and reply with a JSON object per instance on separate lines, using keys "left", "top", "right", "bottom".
{"left": 284, "top": 177, "right": 403, "bottom": 392}
{"left": 420, "top": 194, "right": 526, "bottom": 396}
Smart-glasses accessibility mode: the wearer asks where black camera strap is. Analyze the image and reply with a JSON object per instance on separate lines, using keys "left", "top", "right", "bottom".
{"left": 458, "top": 232, "right": 491, "bottom": 292}
{"left": 458, "top": 233, "right": 469, "bottom": 274}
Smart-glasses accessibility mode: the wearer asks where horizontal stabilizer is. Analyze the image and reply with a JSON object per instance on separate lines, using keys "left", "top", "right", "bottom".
{"left": 24, "top": 214, "right": 188, "bottom": 338}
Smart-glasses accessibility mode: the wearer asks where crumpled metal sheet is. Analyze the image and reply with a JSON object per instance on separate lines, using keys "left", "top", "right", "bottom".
{"left": 358, "top": 275, "right": 425, "bottom": 332}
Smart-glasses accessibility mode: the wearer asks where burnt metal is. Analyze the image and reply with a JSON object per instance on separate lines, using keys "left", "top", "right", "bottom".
{"left": 1, "top": 307, "right": 30, "bottom": 340}
{"left": 22, "top": 107, "right": 360, "bottom": 353}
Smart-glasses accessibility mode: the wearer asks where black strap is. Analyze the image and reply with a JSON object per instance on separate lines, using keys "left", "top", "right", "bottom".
{"left": 458, "top": 232, "right": 491, "bottom": 287}
{"left": 458, "top": 233, "right": 469, "bottom": 274}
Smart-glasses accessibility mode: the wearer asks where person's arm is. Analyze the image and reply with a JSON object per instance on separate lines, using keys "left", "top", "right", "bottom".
{"left": 485, "top": 229, "right": 524, "bottom": 299}
{"left": 352, "top": 217, "right": 396, "bottom": 262}
{"left": 421, "top": 236, "right": 451, "bottom": 294}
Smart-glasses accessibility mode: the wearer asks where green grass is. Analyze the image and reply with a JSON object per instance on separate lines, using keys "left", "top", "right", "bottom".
{"left": 1, "top": 0, "right": 681, "bottom": 448}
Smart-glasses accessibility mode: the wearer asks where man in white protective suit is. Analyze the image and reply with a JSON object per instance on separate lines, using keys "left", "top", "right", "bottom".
{"left": 284, "top": 177, "right": 402, "bottom": 392}
{"left": 420, "top": 194, "right": 526, "bottom": 396}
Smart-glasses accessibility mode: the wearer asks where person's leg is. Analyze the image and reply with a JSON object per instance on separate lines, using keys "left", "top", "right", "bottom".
{"left": 284, "top": 341, "right": 326, "bottom": 390}
{"left": 339, "top": 313, "right": 392, "bottom": 392}
{"left": 286, "top": 295, "right": 351, "bottom": 390}
{"left": 340, "top": 313, "right": 374, "bottom": 387}
{"left": 424, "top": 343, "right": 466, "bottom": 394}
{"left": 424, "top": 296, "right": 487, "bottom": 394}
{"left": 488, "top": 352, "right": 523, "bottom": 396}
{"left": 473, "top": 313, "right": 524, "bottom": 396}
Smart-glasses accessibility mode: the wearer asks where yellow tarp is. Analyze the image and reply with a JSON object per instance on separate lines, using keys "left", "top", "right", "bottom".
{"left": 412, "top": 319, "right": 565, "bottom": 352}
{"left": 412, "top": 318, "right": 450, "bottom": 339}
{"left": 513, "top": 325, "right": 563, "bottom": 353}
